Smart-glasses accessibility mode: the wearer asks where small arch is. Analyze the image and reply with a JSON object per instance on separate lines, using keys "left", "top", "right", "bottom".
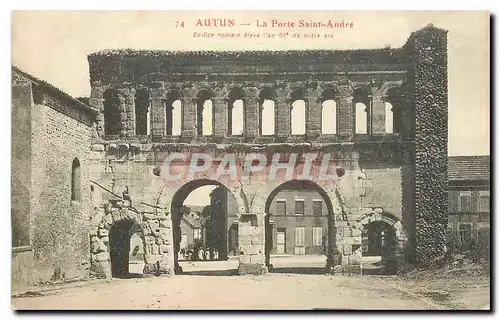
{"left": 321, "top": 100, "right": 337, "bottom": 134}
{"left": 171, "top": 99, "right": 182, "bottom": 136}
{"left": 197, "top": 90, "right": 214, "bottom": 136}
{"left": 320, "top": 88, "right": 338, "bottom": 135}
{"left": 353, "top": 87, "right": 370, "bottom": 135}
{"left": 385, "top": 87, "right": 402, "bottom": 134}
{"left": 135, "top": 89, "right": 150, "bottom": 136}
{"left": 291, "top": 100, "right": 306, "bottom": 135}
{"left": 290, "top": 89, "right": 306, "bottom": 135}
{"left": 71, "top": 158, "right": 81, "bottom": 201}
{"left": 356, "top": 210, "right": 406, "bottom": 274}
{"left": 109, "top": 219, "right": 144, "bottom": 278}
{"left": 165, "top": 90, "right": 182, "bottom": 136}
{"left": 259, "top": 87, "right": 276, "bottom": 136}
{"left": 103, "top": 89, "right": 120, "bottom": 135}
{"left": 227, "top": 88, "right": 245, "bottom": 136}
{"left": 355, "top": 103, "right": 368, "bottom": 134}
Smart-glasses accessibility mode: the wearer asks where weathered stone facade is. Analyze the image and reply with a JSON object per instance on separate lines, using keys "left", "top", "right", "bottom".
{"left": 86, "top": 25, "right": 448, "bottom": 275}
{"left": 11, "top": 24, "right": 449, "bottom": 287}
{"left": 11, "top": 67, "right": 98, "bottom": 288}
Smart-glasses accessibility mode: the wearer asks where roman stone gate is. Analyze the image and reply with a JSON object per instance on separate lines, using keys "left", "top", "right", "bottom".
{"left": 87, "top": 25, "right": 448, "bottom": 277}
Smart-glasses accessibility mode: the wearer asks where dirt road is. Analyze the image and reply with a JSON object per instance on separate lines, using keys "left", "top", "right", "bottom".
{"left": 12, "top": 256, "right": 489, "bottom": 310}
{"left": 13, "top": 273, "right": 439, "bottom": 310}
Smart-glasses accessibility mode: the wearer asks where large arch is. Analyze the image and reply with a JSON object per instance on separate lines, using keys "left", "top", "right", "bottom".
{"left": 169, "top": 178, "right": 249, "bottom": 274}
{"left": 251, "top": 178, "right": 347, "bottom": 273}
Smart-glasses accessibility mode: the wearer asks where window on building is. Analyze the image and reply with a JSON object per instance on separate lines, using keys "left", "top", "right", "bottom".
{"left": 201, "top": 100, "right": 213, "bottom": 136}
{"left": 295, "top": 200, "right": 305, "bottom": 215}
{"left": 479, "top": 190, "right": 490, "bottom": 212}
{"left": 385, "top": 102, "right": 394, "bottom": 133}
{"left": 260, "top": 100, "right": 275, "bottom": 135}
{"left": 295, "top": 227, "right": 305, "bottom": 247}
{"left": 313, "top": 200, "right": 323, "bottom": 216}
{"left": 71, "top": 158, "right": 81, "bottom": 202}
{"left": 193, "top": 228, "right": 201, "bottom": 240}
{"left": 381, "top": 230, "right": 387, "bottom": 247}
{"left": 447, "top": 222, "right": 453, "bottom": 236}
{"left": 291, "top": 100, "right": 306, "bottom": 135}
{"left": 321, "top": 100, "right": 337, "bottom": 134}
{"left": 313, "top": 227, "right": 322, "bottom": 246}
{"left": 459, "top": 191, "right": 472, "bottom": 213}
{"left": 197, "top": 91, "right": 213, "bottom": 136}
{"left": 180, "top": 234, "right": 188, "bottom": 250}
{"left": 459, "top": 224, "right": 472, "bottom": 245}
{"left": 135, "top": 89, "right": 150, "bottom": 136}
{"left": 355, "top": 103, "right": 368, "bottom": 134}
{"left": 167, "top": 99, "right": 182, "bottom": 136}
{"left": 103, "top": 90, "right": 121, "bottom": 135}
{"left": 231, "top": 99, "right": 244, "bottom": 135}
{"left": 276, "top": 200, "right": 286, "bottom": 215}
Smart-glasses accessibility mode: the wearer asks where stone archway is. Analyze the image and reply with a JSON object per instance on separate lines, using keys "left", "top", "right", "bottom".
{"left": 168, "top": 178, "right": 249, "bottom": 274}
{"left": 250, "top": 178, "right": 359, "bottom": 274}
{"left": 89, "top": 198, "right": 175, "bottom": 279}
{"left": 354, "top": 209, "right": 406, "bottom": 274}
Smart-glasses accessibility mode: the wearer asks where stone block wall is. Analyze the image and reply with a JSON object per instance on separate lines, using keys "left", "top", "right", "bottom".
{"left": 28, "top": 91, "right": 94, "bottom": 285}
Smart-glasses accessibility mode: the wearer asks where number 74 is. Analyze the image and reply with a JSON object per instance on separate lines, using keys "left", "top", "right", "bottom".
{"left": 175, "top": 21, "right": 185, "bottom": 28}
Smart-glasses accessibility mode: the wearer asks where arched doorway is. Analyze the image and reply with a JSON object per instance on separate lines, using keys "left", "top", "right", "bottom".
{"left": 356, "top": 211, "right": 405, "bottom": 275}
{"left": 170, "top": 179, "right": 241, "bottom": 275}
{"left": 263, "top": 180, "right": 336, "bottom": 274}
{"left": 89, "top": 198, "right": 174, "bottom": 280}
{"left": 109, "top": 219, "right": 144, "bottom": 278}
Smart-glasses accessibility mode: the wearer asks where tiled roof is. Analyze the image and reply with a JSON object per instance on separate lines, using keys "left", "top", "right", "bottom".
{"left": 448, "top": 156, "right": 490, "bottom": 181}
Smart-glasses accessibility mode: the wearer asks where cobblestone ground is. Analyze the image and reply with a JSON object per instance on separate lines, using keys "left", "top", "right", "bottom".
{"left": 12, "top": 256, "right": 489, "bottom": 310}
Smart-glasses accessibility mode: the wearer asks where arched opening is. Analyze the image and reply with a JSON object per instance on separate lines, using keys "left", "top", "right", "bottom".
{"left": 353, "top": 88, "right": 370, "bottom": 135}
{"left": 135, "top": 89, "right": 150, "bottom": 136}
{"left": 358, "top": 212, "right": 403, "bottom": 275}
{"left": 109, "top": 219, "right": 145, "bottom": 278}
{"left": 321, "top": 101, "right": 337, "bottom": 134}
{"left": 103, "top": 89, "right": 120, "bottom": 135}
{"left": 321, "top": 88, "right": 337, "bottom": 134}
{"left": 71, "top": 158, "right": 81, "bottom": 201}
{"left": 172, "top": 100, "right": 182, "bottom": 136}
{"left": 263, "top": 180, "right": 336, "bottom": 274}
{"left": 385, "top": 87, "right": 402, "bottom": 134}
{"left": 259, "top": 87, "right": 276, "bottom": 136}
{"left": 197, "top": 90, "right": 214, "bottom": 136}
{"left": 290, "top": 89, "right": 306, "bottom": 135}
{"left": 171, "top": 179, "right": 240, "bottom": 275}
{"left": 355, "top": 103, "right": 368, "bottom": 134}
{"left": 228, "top": 88, "right": 245, "bottom": 136}
{"left": 291, "top": 100, "right": 306, "bottom": 135}
{"left": 166, "top": 91, "right": 182, "bottom": 136}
